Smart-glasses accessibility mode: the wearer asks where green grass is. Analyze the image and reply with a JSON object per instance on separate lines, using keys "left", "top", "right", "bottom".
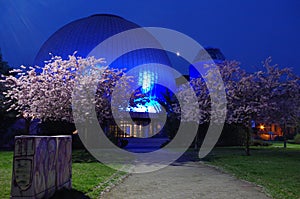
{"left": 270, "top": 142, "right": 300, "bottom": 149}
{"left": 0, "top": 150, "right": 126, "bottom": 199}
{"left": 206, "top": 143, "right": 300, "bottom": 199}
{"left": 0, "top": 151, "right": 13, "bottom": 199}
{"left": 72, "top": 150, "right": 126, "bottom": 198}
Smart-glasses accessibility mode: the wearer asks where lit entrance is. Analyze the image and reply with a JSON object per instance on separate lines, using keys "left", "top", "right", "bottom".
{"left": 108, "top": 113, "right": 165, "bottom": 138}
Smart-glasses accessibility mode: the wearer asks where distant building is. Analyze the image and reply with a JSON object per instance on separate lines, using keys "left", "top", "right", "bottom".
{"left": 256, "top": 123, "right": 296, "bottom": 141}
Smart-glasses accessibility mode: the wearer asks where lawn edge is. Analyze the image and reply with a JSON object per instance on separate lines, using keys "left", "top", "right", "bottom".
{"left": 199, "top": 161, "right": 273, "bottom": 199}
{"left": 97, "top": 170, "right": 130, "bottom": 199}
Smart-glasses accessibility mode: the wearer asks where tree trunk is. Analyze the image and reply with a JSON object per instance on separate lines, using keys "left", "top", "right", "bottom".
{"left": 194, "top": 131, "right": 199, "bottom": 151}
{"left": 283, "top": 122, "right": 287, "bottom": 149}
{"left": 24, "top": 117, "right": 32, "bottom": 135}
{"left": 245, "top": 126, "right": 251, "bottom": 156}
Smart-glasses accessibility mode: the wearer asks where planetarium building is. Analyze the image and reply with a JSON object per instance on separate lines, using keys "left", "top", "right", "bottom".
{"left": 34, "top": 14, "right": 178, "bottom": 138}
{"left": 34, "top": 14, "right": 225, "bottom": 139}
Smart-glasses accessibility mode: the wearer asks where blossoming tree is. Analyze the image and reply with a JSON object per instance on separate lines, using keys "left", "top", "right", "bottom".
{"left": 253, "top": 58, "right": 300, "bottom": 148}
{"left": 2, "top": 54, "right": 132, "bottom": 134}
{"left": 176, "top": 58, "right": 300, "bottom": 155}
{"left": 226, "top": 65, "right": 267, "bottom": 155}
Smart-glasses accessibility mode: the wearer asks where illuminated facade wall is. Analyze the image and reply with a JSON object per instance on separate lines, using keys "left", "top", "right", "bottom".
{"left": 114, "top": 119, "right": 164, "bottom": 138}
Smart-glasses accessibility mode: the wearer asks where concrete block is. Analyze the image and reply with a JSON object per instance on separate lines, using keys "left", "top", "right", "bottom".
{"left": 11, "top": 135, "right": 72, "bottom": 199}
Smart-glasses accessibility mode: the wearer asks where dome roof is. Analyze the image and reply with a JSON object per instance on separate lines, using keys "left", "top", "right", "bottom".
{"left": 34, "top": 14, "right": 171, "bottom": 68}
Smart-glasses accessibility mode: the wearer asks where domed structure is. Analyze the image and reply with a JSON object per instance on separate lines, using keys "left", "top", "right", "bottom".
{"left": 34, "top": 14, "right": 171, "bottom": 70}
{"left": 34, "top": 14, "right": 177, "bottom": 138}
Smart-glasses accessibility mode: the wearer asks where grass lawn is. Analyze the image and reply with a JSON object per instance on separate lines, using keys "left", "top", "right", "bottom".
{"left": 271, "top": 141, "right": 300, "bottom": 149}
{"left": 0, "top": 150, "right": 126, "bottom": 199}
{"left": 205, "top": 142, "right": 300, "bottom": 199}
{"left": 0, "top": 151, "right": 13, "bottom": 199}
{"left": 72, "top": 150, "right": 126, "bottom": 198}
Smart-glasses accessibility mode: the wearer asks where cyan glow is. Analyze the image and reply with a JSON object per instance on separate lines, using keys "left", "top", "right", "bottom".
{"left": 127, "top": 66, "right": 176, "bottom": 114}
{"left": 138, "top": 70, "right": 157, "bottom": 94}
{"left": 129, "top": 97, "right": 161, "bottom": 113}
{"left": 128, "top": 70, "right": 162, "bottom": 113}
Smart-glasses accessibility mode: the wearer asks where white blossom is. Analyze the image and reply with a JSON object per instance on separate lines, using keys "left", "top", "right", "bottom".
{"left": 2, "top": 54, "right": 132, "bottom": 125}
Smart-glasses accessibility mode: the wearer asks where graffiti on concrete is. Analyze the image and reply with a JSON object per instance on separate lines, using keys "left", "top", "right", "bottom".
{"left": 11, "top": 135, "right": 72, "bottom": 199}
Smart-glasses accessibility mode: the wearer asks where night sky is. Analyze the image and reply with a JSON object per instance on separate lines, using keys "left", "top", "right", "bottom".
{"left": 0, "top": 0, "right": 299, "bottom": 74}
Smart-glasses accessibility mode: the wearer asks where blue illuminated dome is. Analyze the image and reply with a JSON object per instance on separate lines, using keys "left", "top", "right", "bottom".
{"left": 34, "top": 14, "right": 171, "bottom": 69}
{"left": 34, "top": 14, "right": 137, "bottom": 65}
{"left": 34, "top": 14, "right": 174, "bottom": 114}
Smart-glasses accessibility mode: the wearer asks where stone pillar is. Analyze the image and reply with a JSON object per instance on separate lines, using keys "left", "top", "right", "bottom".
{"left": 11, "top": 135, "right": 72, "bottom": 199}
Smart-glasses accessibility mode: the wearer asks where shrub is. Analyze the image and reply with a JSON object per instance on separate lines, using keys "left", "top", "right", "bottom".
{"left": 191, "top": 124, "right": 248, "bottom": 147}
{"left": 274, "top": 136, "right": 284, "bottom": 141}
{"left": 252, "top": 140, "right": 272, "bottom": 146}
{"left": 38, "top": 121, "right": 76, "bottom": 135}
{"left": 217, "top": 124, "right": 247, "bottom": 146}
{"left": 294, "top": 134, "right": 300, "bottom": 144}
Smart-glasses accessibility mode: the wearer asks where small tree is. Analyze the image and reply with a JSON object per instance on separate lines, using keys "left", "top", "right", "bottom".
{"left": 226, "top": 70, "right": 264, "bottom": 155}
{"left": 0, "top": 49, "right": 16, "bottom": 146}
{"left": 0, "top": 49, "right": 11, "bottom": 75}
{"left": 227, "top": 58, "right": 300, "bottom": 154}
{"left": 175, "top": 61, "right": 235, "bottom": 150}
{"left": 0, "top": 49, "right": 13, "bottom": 115}
{"left": 255, "top": 58, "right": 300, "bottom": 148}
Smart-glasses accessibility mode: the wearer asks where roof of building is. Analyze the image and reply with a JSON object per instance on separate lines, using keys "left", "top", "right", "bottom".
{"left": 34, "top": 14, "right": 171, "bottom": 69}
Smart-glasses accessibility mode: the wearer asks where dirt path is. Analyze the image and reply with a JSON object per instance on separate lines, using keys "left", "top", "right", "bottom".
{"left": 101, "top": 161, "right": 271, "bottom": 199}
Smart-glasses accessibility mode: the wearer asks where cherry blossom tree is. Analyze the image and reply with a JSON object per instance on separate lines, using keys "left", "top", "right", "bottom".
{"left": 175, "top": 61, "right": 237, "bottom": 149}
{"left": 226, "top": 68, "right": 265, "bottom": 155}
{"left": 2, "top": 54, "right": 132, "bottom": 134}
{"left": 225, "top": 58, "right": 300, "bottom": 154}
{"left": 175, "top": 58, "right": 300, "bottom": 155}
{"left": 254, "top": 58, "right": 300, "bottom": 148}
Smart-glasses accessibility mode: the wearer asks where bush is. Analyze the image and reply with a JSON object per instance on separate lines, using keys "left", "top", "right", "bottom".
{"left": 217, "top": 124, "right": 247, "bottom": 146}
{"left": 0, "top": 116, "right": 19, "bottom": 148}
{"left": 274, "top": 136, "right": 284, "bottom": 141}
{"left": 294, "top": 134, "right": 300, "bottom": 144}
{"left": 191, "top": 123, "right": 248, "bottom": 147}
{"left": 38, "top": 121, "right": 76, "bottom": 135}
{"left": 252, "top": 140, "right": 272, "bottom": 146}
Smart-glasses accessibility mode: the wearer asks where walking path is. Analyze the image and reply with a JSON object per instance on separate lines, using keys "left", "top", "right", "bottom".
{"left": 101, "top": 160, "right": 270, "bottom": 199}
